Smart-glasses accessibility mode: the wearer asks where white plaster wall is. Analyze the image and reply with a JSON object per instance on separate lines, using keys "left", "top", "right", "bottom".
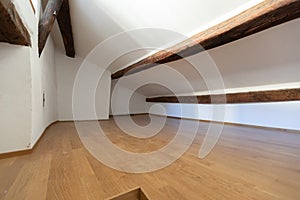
{"left": 0, "top": 0, "right": 58, "bottom": 153}
{"left": 55, "top": 50, "right": 82, "bottom": 120}
{"left": 149, "top": 101, "right": 300, "bottom": 131}
{"left": 0, "top": 44, "right": 32, "bottom": 153}
{"left": 26, "top": 0, "right": 58, "bottom": 146}
{"left": 95, "top": 70, "right": 111, "bottom": 120}
{"left": 55, "top": 50, "right": 111, "bottom": 121}
{"left": 30, "top": 34, "right": 57, "bottom": 146}
{"left": 110, "top": 83, "right": 148, "bottom": 116}
{"left": 0, "top": 0, "right": 34, "bottom": 153}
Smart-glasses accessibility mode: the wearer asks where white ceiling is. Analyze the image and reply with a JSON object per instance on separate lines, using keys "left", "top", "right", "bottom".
{"left": 49, "top": 0, "right": 300, "bottom": 97}
{"left": 51, "top": 0, "right": 261, "bottom": 69}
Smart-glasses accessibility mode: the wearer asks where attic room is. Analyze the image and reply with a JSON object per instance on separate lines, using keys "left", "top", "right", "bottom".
{"left": 1, "top": 0, "right": 300, "bottom": 199}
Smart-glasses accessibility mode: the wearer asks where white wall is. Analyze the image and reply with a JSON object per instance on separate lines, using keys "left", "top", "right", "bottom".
{"left": 27, "top": 0, "right": 58, "bottom": 147}
{"left": 0, "top": 44, "right": 32, "bottom": 153}
{"left": 55, "top": 50, "right": 111, "bottom": 121}
{"left": 110, "top": 82, "right": 148, "bottom": 115}
{"left": 56, "top": 50, "right": 82, "bottom": 120}
{"left": 30, "top": 33, "right": 58, "bottom": 146}
{"left": 149, "top": 101, "right": 300, "bottom": 131}
{"left": 0, "top": 0, "right": 58, "bottom": 153}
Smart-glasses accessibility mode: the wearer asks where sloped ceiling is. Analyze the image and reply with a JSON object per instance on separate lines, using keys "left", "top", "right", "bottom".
{"left": 49, "top": 0, "right": 300, "bottom": 97}
{"left": 50, "top": 0, "right": 260, "bottom": 69}
{"left": 115, "top": 18, "right": 300, "bottom": 96}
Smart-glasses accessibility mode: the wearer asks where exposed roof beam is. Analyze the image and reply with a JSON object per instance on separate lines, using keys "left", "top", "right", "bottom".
{"left": 38, "top": 0, "right": 75, "bottom": 57}
{"left": 38, "top": 0, "right": 63, "bottom": 56}
{"left": 0, "top": 0, "right": 31, "bottom": 46}
{"left": 57, "top": 0, "right": 75, "bottom": 58}
{"left": 146, "top": 88, "right": 300, "bottom": 104}
{"left": 112, "top": 0, "right": 300, "bottom": 79}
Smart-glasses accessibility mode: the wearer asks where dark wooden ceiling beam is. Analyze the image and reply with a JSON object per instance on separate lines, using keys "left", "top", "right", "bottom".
{"left": 0, "top": 0, "right": 31, "bottom": 46}
{"left": 112, "top": 0, "right": 300, "bottom": 79}
{"left": 38, "top": 0, "right": 75, "bottom": 57}
{"left": 57, "top": 0, "right": 75, "bottom": 58}
{"left": 146, "top": 88, "right": 300, "bottom": 104}
{"left": 38, "top": 0, "right": 63, "bottom": 56}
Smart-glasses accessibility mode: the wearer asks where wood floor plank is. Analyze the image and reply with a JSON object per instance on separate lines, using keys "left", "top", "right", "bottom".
{"left": 24, "top": 154, "right": 52, "bottom": 200}
{"left": 0, "top": 157, "right": 27, "bottom": 200}
{"left": 4, "top": 156, "right": 39, "bottom": 199}
{"left": 46, "top": 154, "right": 86, "bottom": 200}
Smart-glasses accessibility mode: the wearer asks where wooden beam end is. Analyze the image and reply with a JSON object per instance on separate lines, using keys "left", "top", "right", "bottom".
{"left": 0, "top": 0, "right": 31, "bottom": 47}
